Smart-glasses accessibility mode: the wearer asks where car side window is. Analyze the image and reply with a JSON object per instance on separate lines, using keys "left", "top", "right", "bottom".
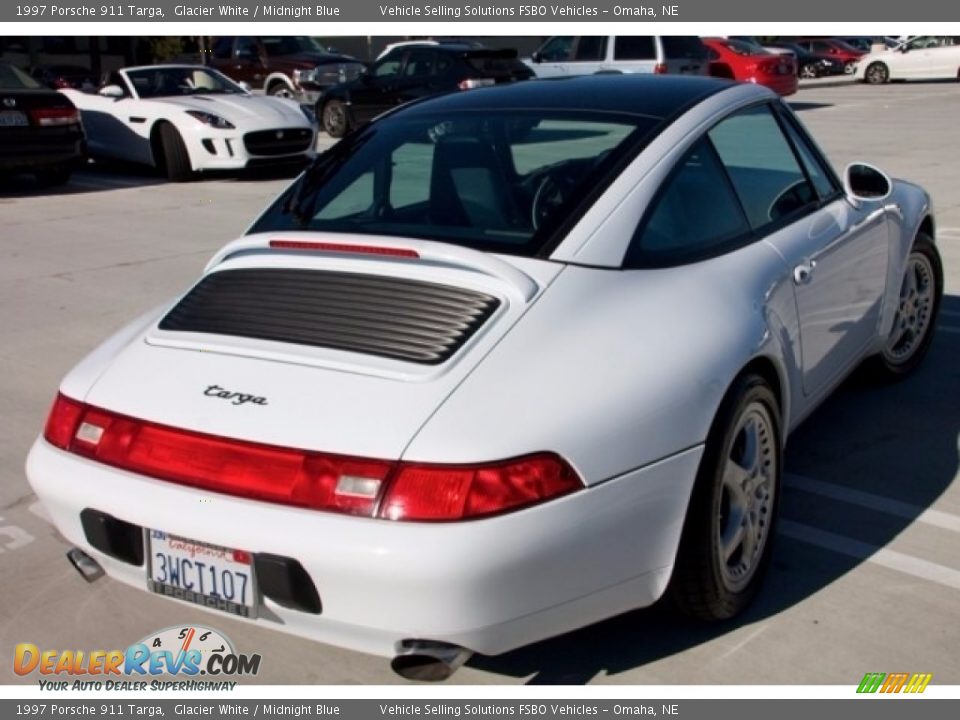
{"left": 708, "top": 105, "right": 817, "bottom": 231}
{"left": 235, "top": 37, "right": 258, "bottom": 60}
{"left": 614, "top": 36, "right": 656, "bottom": 61}
{"left": 403, "top": 50, "right": 435, "bottom": 78}
{"left": 625, "top": 137, "right": 751, "bottom": 267}
{"left": 777, "top": 110, "right": 839, "bottom": 200}
{"left": 539, "top": 37, "right": 574, "bottom": 62}
{"left": 574, "top": 37, "right": 607, "bottom": 61}
{"left": 374, "top": 54, "right": 402, "bottom": 79}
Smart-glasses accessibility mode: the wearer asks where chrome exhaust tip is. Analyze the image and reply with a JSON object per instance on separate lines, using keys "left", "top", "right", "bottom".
{"left": 66, "top": 547, "right": 105, "bottom": 583}
{"left": 391, "top": 640, "right": 473, "bottom": 682}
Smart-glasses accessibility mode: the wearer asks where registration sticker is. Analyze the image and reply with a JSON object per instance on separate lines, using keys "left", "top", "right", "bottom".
{"left": 146, "top": 530, "right": 257, "bottom": 618}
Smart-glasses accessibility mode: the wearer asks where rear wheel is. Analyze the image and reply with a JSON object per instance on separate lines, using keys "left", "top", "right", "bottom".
{"left": 799, "top": 63, "right": 819, "bottom": 79}
{"left": 865, "top": 62, "right": 890, "bottom": 84}
{"left": 157, "top": 123, "right": 192, "bottom": 182}
{"left": 669, "top": 373, "right": 781, "bottom": 621}
{"left": 869, "top": 233, "right": 942, "bottom": 380}
{"left": 321, "top": 99, "right": 350, "bottom": 138}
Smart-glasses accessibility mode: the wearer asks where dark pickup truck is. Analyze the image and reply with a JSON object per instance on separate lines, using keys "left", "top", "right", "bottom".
{"left": 209, "top": 36, "right": 366, "bottom": 104}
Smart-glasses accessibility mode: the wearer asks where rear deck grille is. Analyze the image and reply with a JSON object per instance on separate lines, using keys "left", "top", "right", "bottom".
{"left": 158, "top": 268, "right": 501, "bottom": 365}
{"left": 243, "top": 128, "right": 313, "bottom": 156}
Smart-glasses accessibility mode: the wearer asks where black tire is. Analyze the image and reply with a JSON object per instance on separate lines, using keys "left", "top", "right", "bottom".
{"left": 320, "top": 99, "right": 350, "bottom": 138}
{"left": 34, "top": 164, "right": 72, "bottom": 187}
{"left": 865, "top": 61, "right": 890, "bottom": 84}
{"left": 866, "top": 233, "right": 943, "bottom": 381}
{"left": 669, "top": 373, "right": 782, "bottom": 621}
{"left": 268, "top": 82, "right": 295, "bottom": 99}
{"left": 157, "top": 123, "right": 192, "bottom": 182}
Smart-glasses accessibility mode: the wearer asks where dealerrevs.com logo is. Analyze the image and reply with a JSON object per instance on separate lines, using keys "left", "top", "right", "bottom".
{"left": 13, "top": 625, "right": 261, "bottom": 691}
{"left": 857, "top": 672, "right": 933, "bottom": 694}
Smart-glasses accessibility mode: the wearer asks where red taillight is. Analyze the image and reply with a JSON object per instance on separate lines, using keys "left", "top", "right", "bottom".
{"left": 269, "top": 239, "right": 420, "bottom": 259}
{"left": 379, "top": 454, "right": 582, "bottom": 521}
{"left": 42, "top": 397, "right": 583, "bottom": 521}
{"left": 43, "top": 394, "right": 86, "bottom": 450}
{"left": 29, "top": 107, "right": 80, "bottom": 127}
{"left": 654, "top": 63, "right": 668, "bottom": 74}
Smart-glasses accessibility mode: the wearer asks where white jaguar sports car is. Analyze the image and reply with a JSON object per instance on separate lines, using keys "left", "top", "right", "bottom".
{"left": 28, "top": 76, "right": 942, "bottom": 680}
{"left": 61, "top": 65, "right": 316, "bottom": 180}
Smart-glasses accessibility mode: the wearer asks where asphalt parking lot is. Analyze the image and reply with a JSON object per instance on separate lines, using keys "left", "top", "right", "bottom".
{"left": 1, "top": 82, "right": 958, "bottom": 686}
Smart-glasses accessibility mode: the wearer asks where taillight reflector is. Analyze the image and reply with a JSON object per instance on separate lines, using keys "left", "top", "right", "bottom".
{"left": 29, "top": 107, "right": 80, "bottom": 127}
{"left": 269, "top": 239, "right": 420, "bottom": 258}
{"left": 654, "top": 63, "right": 668, "bottom": 74}
{"left": 42, "top": 395, "right": 583, "bottom": 521}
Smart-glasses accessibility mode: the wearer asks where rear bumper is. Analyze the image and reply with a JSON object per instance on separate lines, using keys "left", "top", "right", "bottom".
{"left": 0, "top": 128, "right": 85, "bottom": 171}
{"left": 27, "top": 437, "right": 701, "bottom": 658}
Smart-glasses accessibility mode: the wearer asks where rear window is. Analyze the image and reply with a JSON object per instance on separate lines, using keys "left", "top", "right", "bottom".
{"left": 250, "top": 110, "right": 658, "bottom": 258}
{"left": 464, "top": 51, "right": 531, "bottom": 78}
{"left": 0, "top": 64, "right": 42, "bottom": 90}
{"left": 661, "top": 37, "right": 708, "bottom": 60}
{"left": 614, "top": 37, "right": 656, "bottom": 61}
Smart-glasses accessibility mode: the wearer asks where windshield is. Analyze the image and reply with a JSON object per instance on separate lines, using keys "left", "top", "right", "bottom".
{"left": 261, "top": 36, "right": 325, "bottom": 56}
{"left": 126, "top": 67, "right": 245, "bottom": 98}
{"left": 250, "top": 110, "right": 657, "bottom": 257}
{"left": 0, "top": 63, "right": 42, "bottom": 90}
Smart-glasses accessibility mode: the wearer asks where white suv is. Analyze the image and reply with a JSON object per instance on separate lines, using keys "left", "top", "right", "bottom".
{"left": 525, "top": 36, "right": 709, "bottom": 77}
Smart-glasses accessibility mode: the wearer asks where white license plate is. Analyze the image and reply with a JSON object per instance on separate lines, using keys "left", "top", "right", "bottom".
{"left": 0, "top": 111, "right": 28, "bottom": 127}
{"left": 147, "top": 530, "right": 257, "bottom": 618}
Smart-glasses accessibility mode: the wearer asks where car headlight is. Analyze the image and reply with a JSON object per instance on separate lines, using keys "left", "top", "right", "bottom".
{"left": 185, "top": 110, "right": 235, "bottom": 129}
{"left": 293, "top": 68, "right": 318, "bottom": 85}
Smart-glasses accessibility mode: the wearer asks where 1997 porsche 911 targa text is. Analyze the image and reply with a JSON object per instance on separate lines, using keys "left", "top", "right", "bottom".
{"left": 27, "top": 75, "right": 942, "bottom": 680}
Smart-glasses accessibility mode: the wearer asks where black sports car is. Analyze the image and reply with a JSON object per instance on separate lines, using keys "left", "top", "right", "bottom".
{"left": 316, "top": 42, "right": 534, "bottom": 138}
{"left": 0, "top": 63, "right": 85, "bottom": 186}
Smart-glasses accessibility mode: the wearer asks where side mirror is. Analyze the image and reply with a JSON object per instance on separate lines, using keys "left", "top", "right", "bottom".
{"left": 844, "top": 162, "right": 892, "bottom": 206}
{"left": 98, "top": 84, "right": 124, "bottom": 99}
{"left": 531, "top": 50, "right": 543, "bottom": 63}
{"left": 237, "top": 81, "right": 252, "bottom": 92}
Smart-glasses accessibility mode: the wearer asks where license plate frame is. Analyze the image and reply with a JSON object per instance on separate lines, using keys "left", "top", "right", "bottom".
{"left": 0, "top": 110, "right": 28, "bottom": 127}
{"left": 145, "top": 530, "right": 258, "bottom": 619}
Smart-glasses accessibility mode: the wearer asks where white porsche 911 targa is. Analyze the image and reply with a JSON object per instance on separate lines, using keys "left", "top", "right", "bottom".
{"left": 28, "top": 75, "right": 942, "bottom": 680}
{"left": 61, "top": 65, "right": 316, "bottom": 181}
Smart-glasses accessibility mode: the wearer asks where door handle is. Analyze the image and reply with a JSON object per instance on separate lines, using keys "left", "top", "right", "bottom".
{"left": 793, "top": 261, "right": 817, "bottom": 285}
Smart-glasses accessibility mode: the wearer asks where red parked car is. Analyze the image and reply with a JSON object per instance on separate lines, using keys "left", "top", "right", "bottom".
{"left": 702, "top": 38, "right": 798, "bottom": 97}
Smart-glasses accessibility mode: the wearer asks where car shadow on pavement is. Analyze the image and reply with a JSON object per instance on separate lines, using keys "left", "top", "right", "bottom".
{"left": 470, "top": 294, "right": 960, "bottom": 684}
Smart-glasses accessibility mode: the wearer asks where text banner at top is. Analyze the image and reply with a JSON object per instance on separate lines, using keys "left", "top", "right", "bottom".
{"left": 2, "top": 0, "right": 957, "bottom": 23}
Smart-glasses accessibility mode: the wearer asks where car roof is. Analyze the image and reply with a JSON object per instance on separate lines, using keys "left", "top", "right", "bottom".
{"left": 398, "top": 74, "right": 737, "bottom": 120}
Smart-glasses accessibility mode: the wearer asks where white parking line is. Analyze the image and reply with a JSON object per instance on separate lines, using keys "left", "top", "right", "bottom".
{"left": 779, "top": 520, "right": 960, "bottom": 591}
{"left": 785, "top": 474, "right": 960, "bottom": 533}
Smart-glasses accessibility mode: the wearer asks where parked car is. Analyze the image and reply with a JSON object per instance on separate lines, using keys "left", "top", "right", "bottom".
{"left": 525, "top": 36, "right": 708, "bottom": 77}
{"left": 764, "top": 42, "right": 844, "bottom": 77}
{"left": 27, "top": 64, "right": 96, "bottom": 90}
{"left": 209, "top": 36, "right": 366, "bottom": 103}
{"left": 316, "top": 42, "right": 533, "bottom": 138}
{"left": 856, "top": 35, "right": 960, "bottom": 84}
{"left": 0, "top": 62, "right": 85, "bottom": 186}
{"left": 791, "top": 38, "right": 865, "bottom": 73}
{"left": 28, "top": 74, "right": 942, "bottom": 682}
{"left": 702, "top": 38, "right": 798, "bottom": 96}
{"left": 61, "top": 65, "right": 316, "bottom": 181}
